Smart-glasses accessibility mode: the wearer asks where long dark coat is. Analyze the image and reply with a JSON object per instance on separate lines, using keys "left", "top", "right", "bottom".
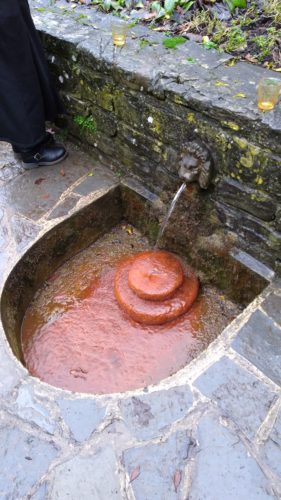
{"left": 0, "top": 0, "right": 63, "bottom": 148}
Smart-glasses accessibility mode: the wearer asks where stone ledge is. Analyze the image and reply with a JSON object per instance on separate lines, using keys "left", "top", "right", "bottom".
{"left": 30, "top": 1, "right": 281, "bottom": 145}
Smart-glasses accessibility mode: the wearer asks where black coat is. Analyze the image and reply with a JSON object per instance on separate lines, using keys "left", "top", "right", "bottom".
{"left": 0, "top": 0, "right": 63, "bottom": 147}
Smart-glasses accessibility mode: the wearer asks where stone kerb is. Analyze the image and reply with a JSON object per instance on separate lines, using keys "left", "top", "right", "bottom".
{"left": 30, "top": 1, "right": 281, "bottom": 272}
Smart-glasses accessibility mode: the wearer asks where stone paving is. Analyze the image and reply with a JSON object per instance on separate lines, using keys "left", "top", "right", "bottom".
{"left": 0, "top": 141, "right": 281, "bottom": 499}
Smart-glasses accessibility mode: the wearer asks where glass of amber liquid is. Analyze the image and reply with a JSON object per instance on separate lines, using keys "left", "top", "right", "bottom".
{"left": 111, "top": 20, "right": 128, "bottom": 47}
{"left": 257, "top": 78, "right": 281, "bottom": 111}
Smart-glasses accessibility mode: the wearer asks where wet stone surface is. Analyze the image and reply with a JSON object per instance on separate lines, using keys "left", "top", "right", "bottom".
{"left": 49, "top": 447, "right": 122, "bottom": 499}
{"left": 119, "top": 386, "right": 193, "bottom": 441}
{"left": 189, "top": 414, "right": 274, "bottom": 500}
{"left": 57, "top": 398, "right": 107, "bottom": 442}
{"left": 194, "top": 356, "right": 278, "bottom": 439}
{"left": 0, "top": 422, "right": 58, "bottom": 499}
{"left": 10, "top": 383, "right": 56, "bottom": 435}
{"left": 73, "top": 167, "right": 117, "bottom": 196}
{"left": 123, "top": 430, "right": 192, "bottom": 499}
{"left": 46, "top": 194, "right": 79, "bottom": 220}
{"left": 232, "top": 309, "right": 281, "bottom": 387}
{"left": 0, "top": 146, "right": 93, "bottom": 221}
{"left": 11, "top": 214, "right": 41, "bottom": 252}
{"left": 0, "top": 139, "right": 281, "bottom": 498}
{"left": 0, "top": 339, "right": 23, "bottom": 397}
{"left": 262, "top": 409, "right": 281, "bottom": 480}
{"left": 261, "top": 292, "right": 281, "bottom": 326}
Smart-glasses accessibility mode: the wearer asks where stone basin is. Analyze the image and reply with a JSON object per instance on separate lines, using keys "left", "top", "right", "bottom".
{"left": 1, "top": 179, "right": 269, "bottom": 382}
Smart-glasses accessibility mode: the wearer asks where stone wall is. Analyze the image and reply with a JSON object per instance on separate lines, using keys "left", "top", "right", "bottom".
{"left": 31, "top": 4, "right": 281, "bottom": 273}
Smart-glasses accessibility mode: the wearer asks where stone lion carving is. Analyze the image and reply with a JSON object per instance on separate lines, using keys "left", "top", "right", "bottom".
{"left": 178, "top": 141, "right": 213, "bottom": 189}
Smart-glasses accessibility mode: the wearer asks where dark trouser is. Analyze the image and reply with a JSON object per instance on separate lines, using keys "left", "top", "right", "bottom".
{"left": 0, "top": 0, "right": 63, "bottom": 148}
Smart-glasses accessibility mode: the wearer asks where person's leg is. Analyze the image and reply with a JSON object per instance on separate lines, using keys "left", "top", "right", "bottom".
{"left": 0, "top": 0, "right": 67, "bottom": 168}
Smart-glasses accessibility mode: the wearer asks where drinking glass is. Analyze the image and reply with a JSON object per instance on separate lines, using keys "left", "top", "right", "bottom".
{"left": 111, "top": 20, "right": 128, "bottom": 47}
{"left": 257, "top": 77, "right": 281, "bottom": 111}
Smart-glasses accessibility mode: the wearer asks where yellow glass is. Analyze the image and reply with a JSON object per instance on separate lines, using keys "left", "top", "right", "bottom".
{"left": 257, "top": 78, "right": 281, "bottom": 111}
{"left": 111, "top": 21, "right": 128, "bottom": 47}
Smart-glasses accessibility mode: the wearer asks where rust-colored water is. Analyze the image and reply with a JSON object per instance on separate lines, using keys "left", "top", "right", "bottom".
{"left": 21, "top": 224, "right": 241, "bottom": 394}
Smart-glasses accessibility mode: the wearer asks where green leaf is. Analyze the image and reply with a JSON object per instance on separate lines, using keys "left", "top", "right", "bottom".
{"left": 150, "top": 1, "right": 162, "bottom": 12}
{"left": 224, "top": 0, "right": 246, "bottom": 13}
{"left": 164, "top": 0, "right": 176, "bottom": 15}
{"left": 103, "top": 0, "right": 112, "bottom": 11}
{"left": 186, "top": 56, "right": 196, "bottom": 64}
{"left": 202, "top": 36, "right": 218, "bottom": 50}
{"left": 155, "top": 7, "right": 166, "bottom": 19}
{"left": 111, "top": 1, "right": 123, "bottom": 10}
{"left": 163, "top": 36, "right": 187, "bottom": 49}
{"left": 180, "top": 0, "right": 194, "bottom": 12}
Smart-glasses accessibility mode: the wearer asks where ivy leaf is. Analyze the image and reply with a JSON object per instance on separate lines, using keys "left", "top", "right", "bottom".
{"left": 164, "top": 0, "right": 176, "bottom": 14}
{"left": 103, "top": 0, "right": 112, "bottom": 11}
{"left": 150, "top": 0, "right": 162, "bottom": 12}
{"left": 155, "top": 7, "right": 166, "bottom": 19}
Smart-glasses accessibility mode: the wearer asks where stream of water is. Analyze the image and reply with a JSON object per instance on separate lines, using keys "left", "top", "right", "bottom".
{"left": 155, "top": 182, "right": 186, "bottom": 248}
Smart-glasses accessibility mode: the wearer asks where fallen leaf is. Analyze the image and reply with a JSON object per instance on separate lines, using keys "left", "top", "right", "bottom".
{"left": 244, "top": 53, "right": 258, "bottom": 64}
{"left": 274, "top": 67, "right": 281, "bottom": 72}
{"left": 69, "top": 367, "right": 88, "bottom": 379}
{"left": 88, "top": 172, "right": 94, "bottom": 177}
{"left": 153, "top": 26, "right": 170, "bottom": 32}
{"left": 126, "top": 226, "right": 133, "bottom": 235}
{"left": 34, "top": 177, "right": 46, "bottom": 185}
{"left": 130, "top": 466, "right": 141, "bottom": 482}
{"left": 215, "top": 81, "right": 229, "bottom": 87}
{"left": 60, "top": 168, "right": 65, "bottom": 177}
{"left": 173, "top": 470, "right": 182, "bottom": 492}
{"left": 233, "top": 93, "right": 247, "bottom": 98}
{"left": 225, "top": 58, "right": 238, "bottom": 67}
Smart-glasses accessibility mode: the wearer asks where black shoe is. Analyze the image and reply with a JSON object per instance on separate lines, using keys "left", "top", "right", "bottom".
{"left": 21, "top": 143, "right": 68, "bottom": 170}
{"left": 12, "top": 132, "right": 56, "bottom": 159}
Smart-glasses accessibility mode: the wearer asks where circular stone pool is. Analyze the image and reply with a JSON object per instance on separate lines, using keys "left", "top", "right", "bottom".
{"left": 19, "top": 224, "right": 241, "bottom": 394}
